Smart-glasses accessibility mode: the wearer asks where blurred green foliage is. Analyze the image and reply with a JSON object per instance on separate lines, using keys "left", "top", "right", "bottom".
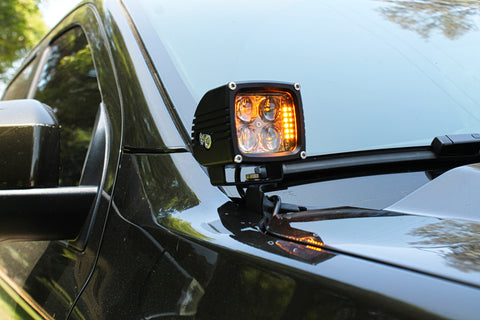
{"left": 0, "top": 0, "right": 47, "bottom": 79}
{"left": 0, "top": 277, "right": 42, "bottom": 320}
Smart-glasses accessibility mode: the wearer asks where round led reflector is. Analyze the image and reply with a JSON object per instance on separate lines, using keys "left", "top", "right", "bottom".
{"left": 260, "top": 125, "right": 281, "bottom": 151}
{"left": 259, "top": 97, "right": 280, "bottom": 122}
{"left": 237, "top": 125, "right": 257, "bottom": 152}
{"left": 235, "top": 96, "right": 254, "bottom": 123}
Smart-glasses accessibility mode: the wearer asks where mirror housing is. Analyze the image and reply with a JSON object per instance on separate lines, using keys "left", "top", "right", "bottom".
{"left": 0, "top": 186, "right": 97, "bottom": 241}
{"left": 0, "top": 99, "right": 103, "bottom": 242}
{"left": 0, "top": 99, "right": 59, "bottom": 189}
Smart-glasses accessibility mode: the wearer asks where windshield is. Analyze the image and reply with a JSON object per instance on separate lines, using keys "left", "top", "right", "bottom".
{"left": 124, "top": 0, "right": 480, "bottom": 156}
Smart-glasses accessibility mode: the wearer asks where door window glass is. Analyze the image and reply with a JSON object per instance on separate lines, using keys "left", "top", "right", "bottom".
{"left": 34, "top": 27, "right": 101, "bottom": 186}
{"left": 2, "top": 59, "right": 36, "bottom": 100}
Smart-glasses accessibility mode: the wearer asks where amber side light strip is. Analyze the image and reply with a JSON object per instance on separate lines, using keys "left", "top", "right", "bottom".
{"left": 282, "top": 105, "right": 296, "bottom": 141}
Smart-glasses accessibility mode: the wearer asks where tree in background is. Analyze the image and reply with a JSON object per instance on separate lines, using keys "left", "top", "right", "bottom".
{"left": 0, "top": 0, "right": 46, "bottom": 80}
{"left": 410, "top": 220, "right": 480, "bottom": 272}
{"left": 378, "top": 0, "right": 480, "bottom": 40}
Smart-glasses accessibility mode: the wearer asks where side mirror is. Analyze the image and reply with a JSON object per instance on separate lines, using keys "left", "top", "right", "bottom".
{"left": 0, "top": 99, "right": 59, "bottom": 189}
{"left": 0, "top": 99, "right": 97, "bottom": 241}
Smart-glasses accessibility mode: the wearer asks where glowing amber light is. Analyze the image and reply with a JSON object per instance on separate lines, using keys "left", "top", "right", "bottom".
{"left": 306, "top": 245, "right": 323, "bottom": 252}
{"left": 285, "top": 235, "right": 324, "bottom": 247}
{"left": 235, "top": 90, "right": 297, "bottom": 154}
{"left": 275, "top": 241, "right": 325, "bottom": 262}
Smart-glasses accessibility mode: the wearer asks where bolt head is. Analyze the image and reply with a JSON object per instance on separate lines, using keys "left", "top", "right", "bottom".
{"left": 234, "top": 154, "right": 243, "bottom": 163}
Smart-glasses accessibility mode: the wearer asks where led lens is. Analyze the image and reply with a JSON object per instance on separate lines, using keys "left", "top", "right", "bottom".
{"left": 235, "top": 96, "right": 254, "bottom": 122}
{"left": 259, "top": 97, "right": 280, "bottom": 122}
{"left": 235, "top": 90, "right": 297, "bottom": 155}
{"left": 260, "top": 125, "right": 281, "bottom": 151}
{"left": 237, "top": 125, "right": 257, "bottom": 152}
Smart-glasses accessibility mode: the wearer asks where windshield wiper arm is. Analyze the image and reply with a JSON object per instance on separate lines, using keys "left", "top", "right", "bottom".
{"left": 282, "top": 147, "right": 435, "bottom": 175}
{"left": 432, "top": 133, "right": 480, "bottom": 156}
{"left": 235, "top": 134, "right": 480, "bottom": 224}
{"left": 276, "top": 134, "right": 480, "bottom": 189}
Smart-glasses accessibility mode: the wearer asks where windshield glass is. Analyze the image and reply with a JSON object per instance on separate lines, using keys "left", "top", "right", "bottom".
{"left": 124, "top": 0, "right": 480, "bottom": 156}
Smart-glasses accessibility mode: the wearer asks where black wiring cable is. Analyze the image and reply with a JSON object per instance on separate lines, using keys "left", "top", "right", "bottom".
{"left": 271, "top": 195, "right": 282, "bottom": 217}
{"left": 235, "top": 167, "right": 246, "bottom": 198}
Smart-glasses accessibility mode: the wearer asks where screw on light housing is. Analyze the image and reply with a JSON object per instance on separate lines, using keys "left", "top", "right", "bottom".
{"left": 191, "top": 81, "right": 306, "bottom": 186}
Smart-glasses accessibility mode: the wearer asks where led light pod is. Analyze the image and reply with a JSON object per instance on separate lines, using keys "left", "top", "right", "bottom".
{"left": 192, "top": 81, "right": 305, "bottom": 170}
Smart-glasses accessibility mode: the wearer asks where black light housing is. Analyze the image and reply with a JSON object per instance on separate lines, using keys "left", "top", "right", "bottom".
{"left": 192, "top": 81, "right": 306, "bottom": 185}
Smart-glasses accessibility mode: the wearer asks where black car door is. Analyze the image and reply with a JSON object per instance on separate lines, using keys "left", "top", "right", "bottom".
{"left": 0, "top": 4, "right": 122, "bottom": 319}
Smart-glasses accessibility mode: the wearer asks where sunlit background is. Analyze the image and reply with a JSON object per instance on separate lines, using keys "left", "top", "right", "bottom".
{"left": 0, "top": 0, "right": 80, "bottom": 95}
{"left": 39, "top": 0, "right": 81, "bottom": 27}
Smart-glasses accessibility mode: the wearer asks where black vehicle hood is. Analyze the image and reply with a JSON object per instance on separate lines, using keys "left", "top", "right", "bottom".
{"left": 268, "top": 164, "right": 480, "bottom": 288}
